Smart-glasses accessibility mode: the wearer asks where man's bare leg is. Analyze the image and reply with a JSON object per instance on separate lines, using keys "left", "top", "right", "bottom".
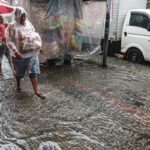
{"left": 30, "top": 77, "right": 45, "bottom": 99}
{"left": 16, "top": 77, "right": 21, "bottom": 92}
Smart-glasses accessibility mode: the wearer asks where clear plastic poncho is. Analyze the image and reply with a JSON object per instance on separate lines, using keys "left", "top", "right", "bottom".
{"left": 6, "top": 7, "right": 42, "bottom": 58}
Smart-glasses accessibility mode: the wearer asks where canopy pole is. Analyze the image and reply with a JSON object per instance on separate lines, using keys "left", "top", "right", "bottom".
{"left": 102, "top": 0, "right": 111, "bottom": 68}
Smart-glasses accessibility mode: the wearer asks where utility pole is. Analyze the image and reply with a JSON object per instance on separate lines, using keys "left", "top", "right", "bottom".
{"left": 102, "top": 0, "right": 111, "bottom": 68}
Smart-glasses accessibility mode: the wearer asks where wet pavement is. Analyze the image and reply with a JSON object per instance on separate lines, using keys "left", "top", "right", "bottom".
{"left": 0, "top": 56, "right": 150, "bottom": 150}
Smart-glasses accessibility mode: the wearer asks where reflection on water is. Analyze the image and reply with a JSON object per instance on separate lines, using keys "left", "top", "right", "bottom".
{"left": 1, "top": 56, "right": 13, "bottom": 80}
{"left": 0, "top": 57, "right": 150, "bottom": 149}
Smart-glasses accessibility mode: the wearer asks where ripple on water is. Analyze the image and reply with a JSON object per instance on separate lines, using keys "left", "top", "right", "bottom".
{"left": 0, "top": 143, "right": 22, "bottom": 150}
{"left": 38, "top": 141, "right": 62, "bottom": 150}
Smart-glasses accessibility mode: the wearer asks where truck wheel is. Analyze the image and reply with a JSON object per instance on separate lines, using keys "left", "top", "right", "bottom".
{"left": 126, "top": 48, "right": 144, "bottom": 64}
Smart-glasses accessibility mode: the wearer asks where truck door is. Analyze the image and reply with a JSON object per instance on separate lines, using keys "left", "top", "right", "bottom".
{"left": 122, "top": 12, "right": 150, "bottom": 61}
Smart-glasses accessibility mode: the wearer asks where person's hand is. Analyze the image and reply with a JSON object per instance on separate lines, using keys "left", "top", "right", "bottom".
{"left": 40, "top": 49, "right": 44, "bottom": 55}
{"left": 15, "top": 52, "right": 22, "bottom": 59}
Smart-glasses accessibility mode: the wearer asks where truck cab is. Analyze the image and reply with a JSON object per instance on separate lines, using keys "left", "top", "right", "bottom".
{"left": 121, "top": 9, "right": 150, "bottom": 63}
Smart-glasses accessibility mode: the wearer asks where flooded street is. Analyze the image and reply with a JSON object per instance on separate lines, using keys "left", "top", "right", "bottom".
{"left": 0, "top": 57, "right": 150, "bottom": 150}
{"left": 0, "top": 0, "right": 150, "bottom": 149}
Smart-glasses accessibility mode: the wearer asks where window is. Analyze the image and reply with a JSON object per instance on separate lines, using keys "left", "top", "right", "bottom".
{"left": 129, "top": 13, "right": 150, "bottom": 29}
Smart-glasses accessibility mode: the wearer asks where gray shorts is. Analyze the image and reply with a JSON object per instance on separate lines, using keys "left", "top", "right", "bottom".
{"left": 12, "top": 57, "right": 31, "bottom": 78}
{"left": 12, "top": 56, "right": 40, "bottom": 78}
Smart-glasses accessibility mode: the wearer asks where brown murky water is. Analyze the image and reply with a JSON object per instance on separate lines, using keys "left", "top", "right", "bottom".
{"left": 0, "top": 56, "right": 150, "bottom": 150}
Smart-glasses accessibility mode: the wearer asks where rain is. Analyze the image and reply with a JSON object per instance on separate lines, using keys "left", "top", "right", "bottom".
{"left": 0, "top": 0, "right": 150, "bottom": 150}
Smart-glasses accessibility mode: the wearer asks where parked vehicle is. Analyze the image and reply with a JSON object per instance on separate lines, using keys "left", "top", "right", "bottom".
{"left": 121, "top": 9, "right": 150, "bottom": 63}
{"left": 108, "top": 0, "right": 148, "bottom": 57}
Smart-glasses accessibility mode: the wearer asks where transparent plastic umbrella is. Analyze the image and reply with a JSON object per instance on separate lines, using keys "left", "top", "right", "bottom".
{"left": 0, "top": 0, "right": 14, "bottom": 14}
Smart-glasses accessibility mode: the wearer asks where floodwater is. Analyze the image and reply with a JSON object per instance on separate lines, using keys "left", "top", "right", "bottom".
{"left": 0, "top": 56, "right": 150, "bottom": 150}
{"left": 2, "top": 0, "right": 150, "bottom": 149}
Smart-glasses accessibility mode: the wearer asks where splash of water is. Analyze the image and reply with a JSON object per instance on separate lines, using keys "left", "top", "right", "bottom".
{"left": 38, "top": 141, "right": 62, "bottom": 150}
{"left": 0, "top": 143, "right": 22, "bottom": 150}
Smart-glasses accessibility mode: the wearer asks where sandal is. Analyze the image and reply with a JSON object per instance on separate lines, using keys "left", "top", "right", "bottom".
{"left": 35, "top": 93, "right": 46, "bottom": 99}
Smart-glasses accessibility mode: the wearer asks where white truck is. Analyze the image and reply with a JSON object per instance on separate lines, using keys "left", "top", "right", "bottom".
{"left": 121, "top": 9, "right": 150, "bottom": 63}
{"left": 83, "top": 0, "right": 149, "bottom": 63}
